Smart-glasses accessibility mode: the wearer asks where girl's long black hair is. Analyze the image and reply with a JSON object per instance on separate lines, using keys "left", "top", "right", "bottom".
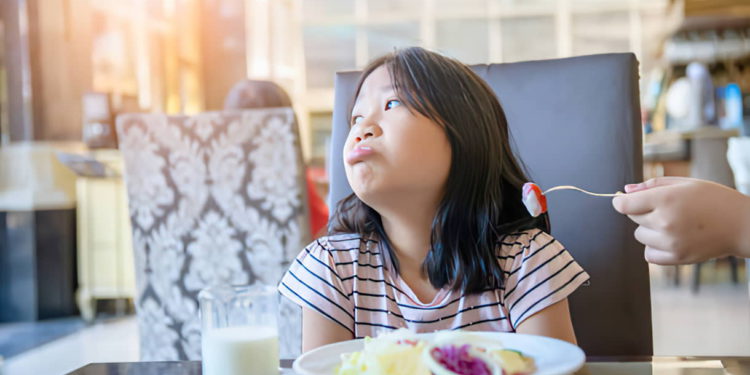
{"left": 330, "top": 47, "right": 549, "bottom": 294}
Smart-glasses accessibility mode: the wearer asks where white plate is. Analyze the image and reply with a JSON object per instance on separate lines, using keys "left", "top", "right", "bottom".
{"left": 293, "top": 331, "right": 585, "bottom": 375}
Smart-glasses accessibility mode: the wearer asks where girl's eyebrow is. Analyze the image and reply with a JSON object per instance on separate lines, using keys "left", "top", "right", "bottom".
{"left": 351, "top": 84, "right": 397, "bottom": 113}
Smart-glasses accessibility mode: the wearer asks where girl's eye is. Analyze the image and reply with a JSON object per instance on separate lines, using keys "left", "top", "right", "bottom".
{"left": 351, "top": 116, "right": 364, "bottom": 126}
{"left": 385, "top": 99, "right": 401, "bottom": 110}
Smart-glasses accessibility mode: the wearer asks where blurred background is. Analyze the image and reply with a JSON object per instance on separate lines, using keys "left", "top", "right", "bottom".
{"left": 1, "top": 0, "right": 749, "bottom": 374}
{"left": 0, "top": 0, "right": 678, "bottom": 161}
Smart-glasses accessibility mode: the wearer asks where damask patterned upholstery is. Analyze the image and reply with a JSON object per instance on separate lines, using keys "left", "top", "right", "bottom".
{"left": 116, "top": 108, "right": 308, "bottom": 360}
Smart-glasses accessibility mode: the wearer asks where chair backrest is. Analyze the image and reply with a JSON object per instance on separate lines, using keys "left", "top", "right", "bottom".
{"left": 327, "top": 53, "right": 652, "bottom": 356}
{"left": 117, "top": 108, "right": 308, "bottom": 360}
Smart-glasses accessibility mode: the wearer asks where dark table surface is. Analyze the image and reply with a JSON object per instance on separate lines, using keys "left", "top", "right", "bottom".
{"left": 66, "top": 356, "right": 750, "bottom": 375}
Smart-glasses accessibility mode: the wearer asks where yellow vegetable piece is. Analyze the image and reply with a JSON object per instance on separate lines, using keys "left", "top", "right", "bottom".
{"left": 491, "top": 350, "right": 535, "bottom": 375}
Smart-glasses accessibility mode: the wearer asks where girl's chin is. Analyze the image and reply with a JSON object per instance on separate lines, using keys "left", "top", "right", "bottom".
{"left": 351, "top": 185, "right": 384, "bottom": 202}
{"left": 351, "top": 186, "right": 380, "bottom": 202}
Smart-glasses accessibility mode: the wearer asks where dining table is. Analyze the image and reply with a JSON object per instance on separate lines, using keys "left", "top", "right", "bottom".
{"left": 65, "top": 356, "right": 750, "bottom": 374}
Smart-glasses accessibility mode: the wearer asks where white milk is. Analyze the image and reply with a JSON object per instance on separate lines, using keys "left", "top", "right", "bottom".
{"left": 202, "top": 326, "right": 279, "bottom": 375}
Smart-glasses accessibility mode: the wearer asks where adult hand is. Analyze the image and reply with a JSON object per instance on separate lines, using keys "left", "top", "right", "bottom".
{"left": 612, "top": 177, "right": 750, "bottom": 265}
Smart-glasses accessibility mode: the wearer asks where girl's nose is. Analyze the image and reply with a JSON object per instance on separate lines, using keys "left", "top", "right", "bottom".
{"left": 355, "top": 131, "right": 374, "bottom": 143}
{"left": 353, "top": 119, "right": 381, "bottom": 142}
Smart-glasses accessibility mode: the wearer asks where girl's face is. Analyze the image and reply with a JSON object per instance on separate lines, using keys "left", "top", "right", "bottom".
{"left": 344, "top": 65, "right": 452, "bottom": 209}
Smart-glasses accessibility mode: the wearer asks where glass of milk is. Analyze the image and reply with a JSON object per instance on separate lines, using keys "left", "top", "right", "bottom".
{"left": 199, "top": 284, "right": 279, "bottom": 375}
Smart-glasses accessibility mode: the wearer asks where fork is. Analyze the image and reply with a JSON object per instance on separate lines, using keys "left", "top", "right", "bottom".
{"left": 542, "top": 185, "right": 622, "bottom": 197}
{"left": 523, "top": 182, "right": 622, "bottom": 217}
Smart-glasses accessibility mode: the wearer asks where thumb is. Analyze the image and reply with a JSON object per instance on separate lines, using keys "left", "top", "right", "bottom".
{"left": 624, "top": 176, "right": 691, "bottom": 193}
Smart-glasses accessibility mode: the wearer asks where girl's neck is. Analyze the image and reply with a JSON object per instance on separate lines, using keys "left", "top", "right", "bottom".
{"left": 380, "top": 204, "right": 436, "bottom": 273}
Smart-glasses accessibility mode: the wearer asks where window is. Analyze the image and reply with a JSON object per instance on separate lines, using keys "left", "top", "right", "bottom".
{"left": 366, "top": 23, "right": 421, "bottom": 59}
{"left": 436, "top": 19, "right": 489, "bottom": 64}
{"left": 501, "top": 16, "right": 556, "bottom": 62}
{"left": 304, "top": 25, "right": 357, "bottom": 89}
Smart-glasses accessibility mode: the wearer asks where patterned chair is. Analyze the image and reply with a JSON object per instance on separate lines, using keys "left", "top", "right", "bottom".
{"left": 116, "top": 108, "right": 308, "bottom": 360}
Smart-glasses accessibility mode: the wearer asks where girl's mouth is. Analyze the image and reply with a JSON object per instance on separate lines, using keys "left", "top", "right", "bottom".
{"left": 346, "top": 146, "right": 375, "bottom": 165}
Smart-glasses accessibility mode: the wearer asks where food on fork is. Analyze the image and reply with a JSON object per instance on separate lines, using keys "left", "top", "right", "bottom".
{"left": 522, "top": 183, "right": 547, "bottom": 218}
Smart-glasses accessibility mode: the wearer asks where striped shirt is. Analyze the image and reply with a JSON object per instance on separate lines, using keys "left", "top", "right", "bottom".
{"left": 278, "top": 229, "right": 589, "bottom": 338}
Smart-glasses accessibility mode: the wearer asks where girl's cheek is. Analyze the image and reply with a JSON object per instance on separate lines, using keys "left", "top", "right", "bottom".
{"left": 343, "top": 136, "right": 355, "bottom": 151}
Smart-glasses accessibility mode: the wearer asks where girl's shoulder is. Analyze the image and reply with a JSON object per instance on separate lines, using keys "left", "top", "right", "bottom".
{"left": 314, "top": 232, "right": 380, "bottom": 248}
{"left": 302, "top": 232, "right": 382, "bottom": 264}
{"left": 496, "top": 228, "right": 559, "bottom": 258}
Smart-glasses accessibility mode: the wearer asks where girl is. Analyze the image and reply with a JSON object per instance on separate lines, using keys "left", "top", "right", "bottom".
{"left": 279, "top": 47, "right": 589, "bottom": 352}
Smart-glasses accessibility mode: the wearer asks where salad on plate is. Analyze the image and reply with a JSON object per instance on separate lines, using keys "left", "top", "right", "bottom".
{"left": 336, "top": 329, "right": 535, "bottom": 375}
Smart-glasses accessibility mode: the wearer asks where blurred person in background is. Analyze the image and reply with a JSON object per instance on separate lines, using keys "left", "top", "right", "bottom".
{"left": 225, "top": 79, "right": 329, "bottom": 237}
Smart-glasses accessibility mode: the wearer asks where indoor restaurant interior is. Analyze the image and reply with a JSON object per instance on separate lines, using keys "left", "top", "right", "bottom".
{"left": 0, "top": 0, "right": 749, "bottom": 374}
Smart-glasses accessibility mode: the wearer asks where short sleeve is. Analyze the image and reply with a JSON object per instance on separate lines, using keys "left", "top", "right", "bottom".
{"left": 500, "top": 230, "right": 589, "bottom": 329}
{"left": 278, "top": 239, "right": 355, "bottom": 335}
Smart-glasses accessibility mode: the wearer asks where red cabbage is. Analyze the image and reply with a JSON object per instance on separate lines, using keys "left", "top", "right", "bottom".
{"left": 431, "top": 344, "right": 492, "bottom": 375}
